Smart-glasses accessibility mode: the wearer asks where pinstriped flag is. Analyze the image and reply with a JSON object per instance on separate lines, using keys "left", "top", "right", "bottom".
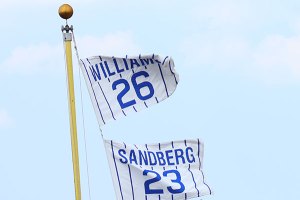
{"left": 80, "top": 54, "right": 179, "bottom": 126}
{"left": 104, "top": 139, "right": 212, "bottom": 200}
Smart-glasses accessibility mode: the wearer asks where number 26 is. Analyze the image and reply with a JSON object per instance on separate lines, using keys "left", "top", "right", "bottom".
{"left": 112, "top": 71, "right": 154, "bottom": 109}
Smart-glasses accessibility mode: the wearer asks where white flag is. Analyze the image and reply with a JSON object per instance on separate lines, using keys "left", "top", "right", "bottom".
{"left": 104, "top": 139, "right": 212, "bottom": 200}
{"left": 80, "top": 55, "right": 179, "bottom": 126}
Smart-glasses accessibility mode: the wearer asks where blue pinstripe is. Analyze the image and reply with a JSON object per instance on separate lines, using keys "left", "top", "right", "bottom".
{"left": 162, "top": 56, "right": 168, "bottom": 65}
{"left": 198, "top": 139, "right": 202, "bottom": 169}
{"left": 128, "top": 164, "right": 135, "bottom": 200}
{"left": 144, "top": 102, "right": 148, "bottom": 108}
{"left": 188, "top": 164, "right": 200, "bottom": 197}
{"left": 157, "top": 63, "right": 169, "bottom": 97}
{"left": 169, "top": 60, "right": 178, "bottom": 85}
{"left": 201, "top": 171, "right": 212, "bottom": 195}
{"left": 133, "top": 106, "right": 137, "bottom": 112}
{"left": 97, "top": 82, "right": 116, "bottom": 120}
{"left": 110, "top": 140, "right": 124, "bottom": 200}
{"left": 80, "top": 60, "right": 105, "bottom": 125}
{"left": 198, "top": 139, "right": 212, "bottom": 194}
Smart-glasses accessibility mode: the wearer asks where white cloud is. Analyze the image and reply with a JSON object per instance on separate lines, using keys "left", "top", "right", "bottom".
{"left": 180, "top": 34, "right": 300, "bottom": 84}
{"left": 0, "top": 31, "right": 140, "bottom": 74}
{"left": 0, "top": 0, "right": 49, "bottom": 9}
{"left": 0, "top": 0, "right": 97, "bottom": 9}
{"left": 0, "top": 110, "right": 13, "bottom": 128}
{"left": 180, "top": 1, "right": 300, "bottom": 84}
{"left": 0, "top": 43, "right": 63, "bottom": 74}
{"left": 191, "top": 1, "right": 251, "bottom": 28}
{"left": 253, "top": 35, "right": 300, "bottom": 81}
{"left": 76, "top": 31, "right": 141, "bottom": 58}
{"left": 289, "top": 17, "right": 300, "bottom": 34}
{"left": 181, "top": 35, "right": 250, "bottom": 68}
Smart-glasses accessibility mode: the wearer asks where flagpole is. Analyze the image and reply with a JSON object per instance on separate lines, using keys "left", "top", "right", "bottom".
{"left": 59, "top": 4, "right": 81, "bottom": 200}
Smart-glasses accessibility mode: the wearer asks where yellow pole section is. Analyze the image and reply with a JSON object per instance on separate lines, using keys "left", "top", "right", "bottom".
{"left": 64, "top": 32, "right": 82, "bottom": 200}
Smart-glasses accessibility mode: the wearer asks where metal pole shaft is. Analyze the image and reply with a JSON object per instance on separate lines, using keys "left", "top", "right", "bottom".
{"left": 63, "top": 31, "right": 82, "bottom": 200}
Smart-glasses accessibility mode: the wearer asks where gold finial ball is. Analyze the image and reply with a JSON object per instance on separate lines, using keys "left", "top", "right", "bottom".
{"left": 58, "top": 4, "right": 73, "bottom": 20}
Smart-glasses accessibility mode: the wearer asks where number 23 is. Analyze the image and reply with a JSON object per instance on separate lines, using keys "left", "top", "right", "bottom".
{"left": 143, "top": 169, "right": 185, "bottom": 194}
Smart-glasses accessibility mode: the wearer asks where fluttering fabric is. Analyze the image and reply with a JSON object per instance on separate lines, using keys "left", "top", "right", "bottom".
{"left": 80, "top": 54, "right": 179, "bottom": 126}
{"left": 104, "top": 138, "right": 212, "bottom": 200}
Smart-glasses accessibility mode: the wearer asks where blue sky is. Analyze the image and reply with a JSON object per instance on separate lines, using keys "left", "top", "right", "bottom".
{"left": 1, "top": 0, "right": 300, "bottom": 199}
